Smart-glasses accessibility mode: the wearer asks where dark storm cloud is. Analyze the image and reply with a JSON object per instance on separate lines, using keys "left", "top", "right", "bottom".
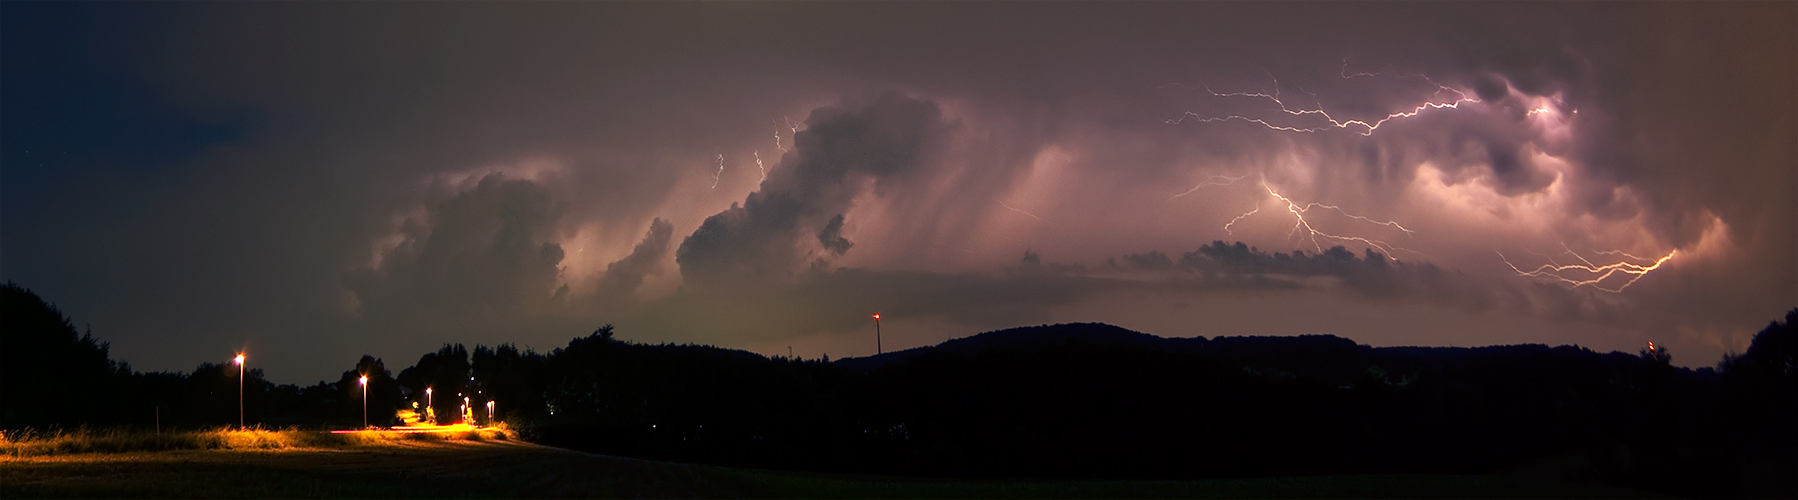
{"left": 816, "top": 214, "right": 853, "bottom": 256}
{"left": 1160, "top": 242, "right": 1479, "bottom": 302}
{"left": 676, "top": 92, "right": 954, "bottom": 287}
{"left": 347, "top": 174, "right": 567, "bottom": 330}
{"left": 593, "top": 218, "right": 675, "bottom": 303}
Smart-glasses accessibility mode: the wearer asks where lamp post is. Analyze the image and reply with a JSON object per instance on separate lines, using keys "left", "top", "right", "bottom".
{"left": 233, "top": 353, "right": 245, "bottom": 429}
{"left": 425, "top": 387, "right": 433, "bottom": 424}
{"left": 359, "top": 375, "right": 369, "bottom": 428}
{"left": 872, "top": 313, "right": 882, "bottom": 355}
{"left": 486, "top": 400, "right": 495, "bottom": 425}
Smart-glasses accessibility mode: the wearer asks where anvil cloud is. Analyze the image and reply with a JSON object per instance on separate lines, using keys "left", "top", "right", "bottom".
{"left": 3, "top": 2, "right": 1791, "bottom": 383}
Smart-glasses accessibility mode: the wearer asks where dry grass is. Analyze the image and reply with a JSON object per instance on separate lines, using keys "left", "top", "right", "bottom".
{"left": 2, "top": 426, "right": 1662, "bottom": 498}
{"left": 2, "top": 437, "right": 742, "bottom": 498}
{"left": 0, "top": 425, "right": 515, "bottom": 458}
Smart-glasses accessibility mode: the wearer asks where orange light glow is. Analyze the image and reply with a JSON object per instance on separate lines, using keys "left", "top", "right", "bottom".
{"left": 329, "top": 422, "right": 479, "bottom": 434}
{"left": 234, "top": 353, "right": 245, "bottom": 365}
{"left": 359, "top": 375, "right": 368, "bottom": 385}
{"left": 872, "top": 313, "right": 881, "bottom": 320}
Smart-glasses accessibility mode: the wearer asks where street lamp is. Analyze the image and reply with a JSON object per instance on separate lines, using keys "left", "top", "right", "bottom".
{"left": 359, "top": 375, "right": 369, "bottom": 429}
{"left": 233, "top": 353, "right": 245, "bottom": 429}
{"left": 872, "top": 313, "right": 882, "bottom": 355}
{"left": 486, "top": 400, "right": 495, "bottom": 425}
{"left": 425, "top": 387, "right": 433, "bottom": 423}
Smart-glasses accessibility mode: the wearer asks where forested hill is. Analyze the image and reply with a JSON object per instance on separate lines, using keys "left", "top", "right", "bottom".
{"left": 522, "top": 318, "right": 1791, "bottom": 497}
{"left": 841, "top": 321, "right": 1665, "bottom": 392}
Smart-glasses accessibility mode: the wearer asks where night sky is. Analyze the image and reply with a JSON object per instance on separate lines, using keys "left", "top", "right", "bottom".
{"left": 4, "top": 2, "right": 1792, "bottom": 384}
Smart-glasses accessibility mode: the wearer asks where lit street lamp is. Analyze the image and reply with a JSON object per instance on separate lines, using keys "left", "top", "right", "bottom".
{"left": 425, "top": 387, "right": 433, "bottom": 423}
{"left": 359, "top": 375, "right": 369, "bottom": 428}
{"left": 873, "top": 313, "right": 882, "bottom": 355}
{"left": 486, "top": 400, "right": 495, "bottom": 424}
{"left": 234, "top": 353, "right": 245, "bottom": 429}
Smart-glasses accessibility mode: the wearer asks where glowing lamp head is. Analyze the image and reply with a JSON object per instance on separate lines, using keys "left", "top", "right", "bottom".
{"left": 359, "top": 375, "right": 368, "bottom": 386}
{"left": 872, "top": 313, "right": 881, "bottom": 320}
{"left": 426, "top": 387, "right": 432, "bottom": 395}
{"left": 1647, "top": 341, "right": 1657, "bottom": 351}
{"left": 234, "top": 354, "right": 245, "bottom": 365}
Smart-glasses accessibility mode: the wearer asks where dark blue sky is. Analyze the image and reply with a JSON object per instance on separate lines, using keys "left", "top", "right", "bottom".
{"left": 3, "top": 4, "right": 253, "bottom": 189}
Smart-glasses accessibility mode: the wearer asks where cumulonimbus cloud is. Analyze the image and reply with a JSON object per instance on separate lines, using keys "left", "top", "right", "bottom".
{"left": 676, "top": 92, "right": 955, "bottom": 288}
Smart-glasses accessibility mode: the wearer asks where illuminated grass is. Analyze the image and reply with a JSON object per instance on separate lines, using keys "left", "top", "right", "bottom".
{"left": 0, "top": 425, "right": 514, "bottom": 457}
{"left": 1, "top": 424, "right": 1660, "bottom": 498}
{"left": 2, "top": 435, "right": 1666, "bottom": 499}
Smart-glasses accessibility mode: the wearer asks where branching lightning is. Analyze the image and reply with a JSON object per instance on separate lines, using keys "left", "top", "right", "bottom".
{"left": 1168, "top": 174, "right": 1246, "bottom": 200}
{"left": 710, "top": 154, "right": 725, "bottom": 189}
{"left": 1221, "top": 179, "right": 1419, "bottom": 259}
{"left": 1165, "top": 64, "right": 1481, "bottom": 136}
{"left": 1497, "top": 245, "right": 1677, "bottom": 293}
{"left": 1160, "top": 62, "right": 1671, "bottom": 294}
{"left": 1260, "top": 184, "right": 1415, "bottom": 257}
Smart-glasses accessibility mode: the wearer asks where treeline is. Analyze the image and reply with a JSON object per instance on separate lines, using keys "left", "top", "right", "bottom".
{"left": 3, "top": 281, "right": 1793, "bottom": 498}
{"left": 0, "top": 283, "right": 403, "bottom": 430}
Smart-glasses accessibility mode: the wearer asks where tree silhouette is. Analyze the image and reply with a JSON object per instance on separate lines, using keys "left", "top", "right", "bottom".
{"left": 1, "top": 282, "right": 130, "bottom": 429}
{"left": 397, "top": 345, "right": 469, "bottom": 424}
{"left": 336, "top": 355, "right": 400, "bottom": 427}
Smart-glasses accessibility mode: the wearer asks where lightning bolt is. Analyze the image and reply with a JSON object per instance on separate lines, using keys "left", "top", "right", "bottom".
{"left": 1220, "top": 179, "right": 1419, "bottom": 258}
{"left": 997, "top": 199, "right": 1050, "bottom": 224}
{"left": 710, "top": 154, "right": 725, "bottom": 189}
{"left": 1497, "top": 246, "right": 1677, "bottom": 293}
{"left": 1169, "top": 174, "right": 1246, "bottom": 200}
{"left": 1224, "top": 202, "right": 1261, "bottom": 235}
{"left": 773, "top": 120, "right": 789, "bottom": 154}
{"left": 753, "top": 150, "right": 767, "bottom": 182}
{"left": 1262, "top": 185, "right": 1415, "bottom": 257}
{"left": 1165, "top": 65, "right": 1480, "bottom": 136}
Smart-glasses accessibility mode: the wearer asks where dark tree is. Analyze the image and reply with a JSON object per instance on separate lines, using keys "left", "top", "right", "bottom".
{"left": 335, "top": 355, "right": 401, "bottom": 427}
{"left": 0, "top": 283, "right": 131, "bottom": 429}
{"left": 396, "top": 344, "right": 470, "bottom": 424}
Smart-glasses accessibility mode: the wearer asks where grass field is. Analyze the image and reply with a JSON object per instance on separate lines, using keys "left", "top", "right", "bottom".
{"left": 1, "top": 429, "right": 1664, "bottom": 499}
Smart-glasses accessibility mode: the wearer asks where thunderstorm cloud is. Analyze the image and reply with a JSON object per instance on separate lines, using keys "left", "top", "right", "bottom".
{"left": 2, "top": 2, "right": 1791, "bottom": 382}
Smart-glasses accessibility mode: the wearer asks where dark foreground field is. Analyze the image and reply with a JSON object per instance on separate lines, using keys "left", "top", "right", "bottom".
{"left": 2, "top": 437, "right": 1664, "bottom": 499}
